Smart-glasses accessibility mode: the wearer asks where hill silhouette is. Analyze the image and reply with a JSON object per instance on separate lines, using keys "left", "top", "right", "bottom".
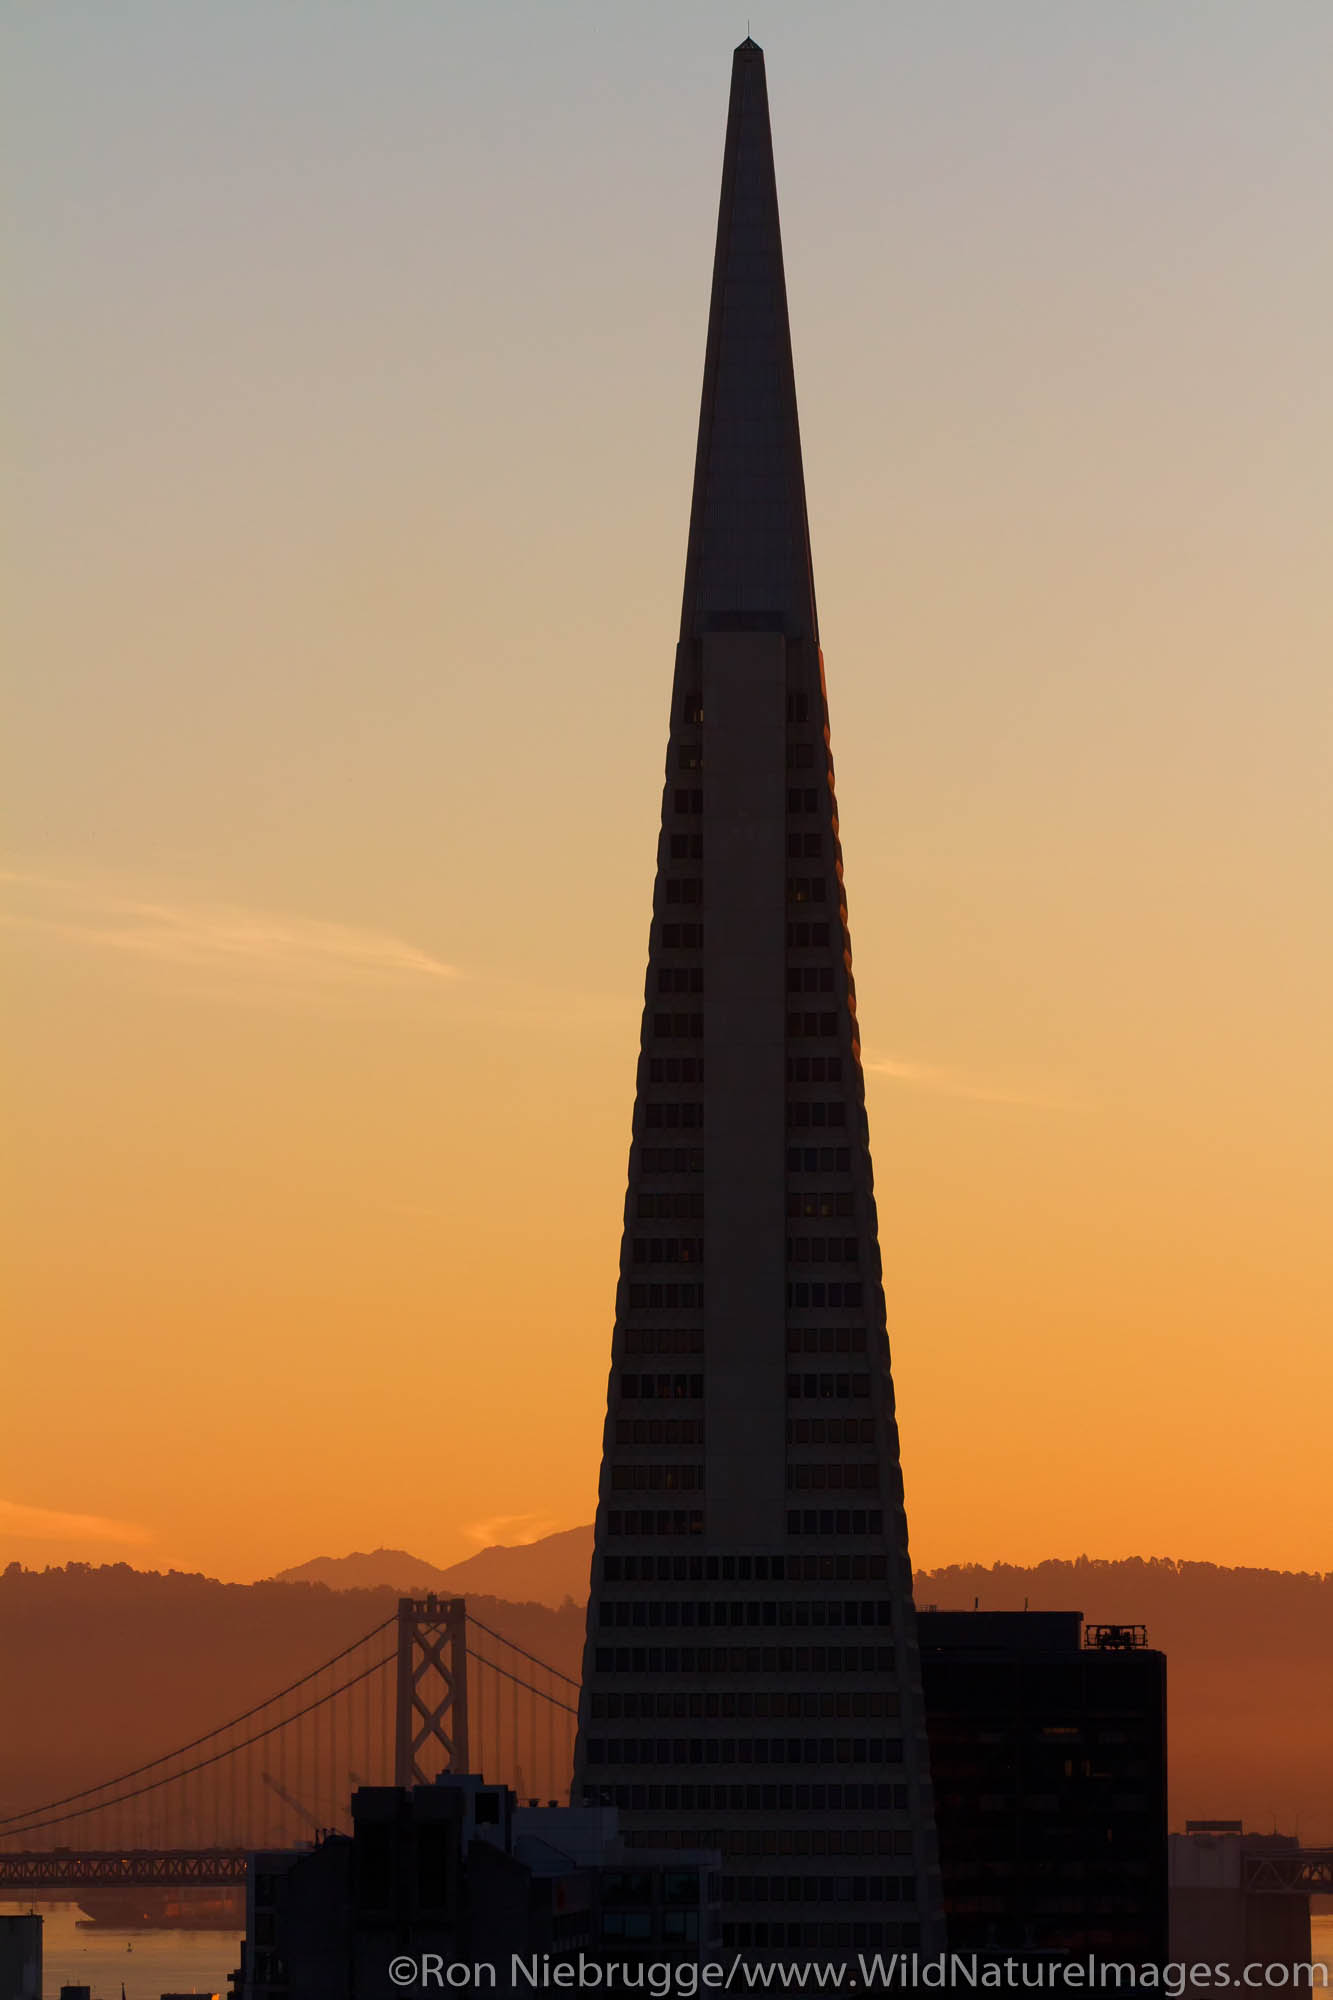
{"left": 1, "top": 1555, "right": 1328, "bottom": 1842}
{"left": 271, "top": 1547, "right": 460, "bottom": 1593}
{"left": 271, "top": 1525, "right": 593, "bottom": 1607}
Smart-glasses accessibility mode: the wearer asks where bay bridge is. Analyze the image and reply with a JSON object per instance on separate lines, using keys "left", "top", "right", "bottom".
{"left": 0, "top": 1597, "right": 580, "bottom": 1896}
{"left": 5, "top": 1595, "right": 1332, "bottom": 1918}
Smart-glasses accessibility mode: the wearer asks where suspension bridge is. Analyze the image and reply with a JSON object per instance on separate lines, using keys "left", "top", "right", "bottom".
{"left": 0, "top": 1596, "right": 580, "bottom": 1896}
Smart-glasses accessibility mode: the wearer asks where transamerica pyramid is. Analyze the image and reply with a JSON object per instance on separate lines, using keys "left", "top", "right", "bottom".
{"left": 573, "top": 39, "right": 943, "bottom": 1957}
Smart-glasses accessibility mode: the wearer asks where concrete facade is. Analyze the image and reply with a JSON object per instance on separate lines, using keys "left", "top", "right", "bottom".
{"left": 572, "top": 37, "right": 942, "bottom": 1958}
{"left": 1170, "top": 1829, "right": 1313, "bottom": 1971}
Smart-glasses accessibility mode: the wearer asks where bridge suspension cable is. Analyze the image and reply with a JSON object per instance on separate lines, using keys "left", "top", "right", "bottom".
{"left": 1, "top": 1648, "right": 397, "bottom": 1841}
{"left": 0, "top": 1598, "right": 582, "bottom": 1860}
{"left": 466, "top": 1613, "right": 581, "bottom": 1688}
{"left": 0, "top": 1613, "right": 398, "bottom": 1833}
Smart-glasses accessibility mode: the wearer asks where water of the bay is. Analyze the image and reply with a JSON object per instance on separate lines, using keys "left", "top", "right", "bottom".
{"left": 0, "top": 1899, "right": 241, "bottom": 1998}
{"left": 4, "top": 1901, "right": 1330, "bottom": 1999}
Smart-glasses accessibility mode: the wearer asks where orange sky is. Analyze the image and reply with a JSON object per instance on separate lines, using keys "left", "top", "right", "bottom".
{"left": 4, "top": 3, "right": 1331, "bottom": 1584}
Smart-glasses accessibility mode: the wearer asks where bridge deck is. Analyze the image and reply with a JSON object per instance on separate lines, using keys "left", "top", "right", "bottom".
{"left": 0, "top": 1849, "right": 250, "bottom": 1889}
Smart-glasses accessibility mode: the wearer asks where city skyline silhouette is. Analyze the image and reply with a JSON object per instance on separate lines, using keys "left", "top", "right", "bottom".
{"left": 5, "top": 16, "right": 1332, "bottom": 1994}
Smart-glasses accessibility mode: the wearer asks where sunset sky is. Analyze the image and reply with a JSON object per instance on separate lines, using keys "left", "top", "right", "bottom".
{"left": 5, "top": 1, "right": 1330, "bottom": 1586}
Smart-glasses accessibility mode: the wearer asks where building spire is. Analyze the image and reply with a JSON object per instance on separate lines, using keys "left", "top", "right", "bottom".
{"left": 679, "top": 38, "right": 819, "bottom": 645}
{"left": 574, "top": 41, "right": 943, "bottom": 1958}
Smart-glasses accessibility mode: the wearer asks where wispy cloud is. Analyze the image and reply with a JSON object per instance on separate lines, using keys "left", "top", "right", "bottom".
{"left": 461, "top": 1514, "right": 558, "bottom": 1550}
{"left": 0, "top": 868, "right": 458, "bottom": 990}
{"left": 864, "top": 1053, "right": 1088, "bottom": 1112}
{"left": 0, "top": 1497, "right": 152, "bottom": 1547}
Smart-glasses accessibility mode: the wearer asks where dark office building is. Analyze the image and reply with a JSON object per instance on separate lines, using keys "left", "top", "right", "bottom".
{"left": 572, "top": 33, "right": 941, "bottom": 1957}
{"left": 918, "top": 1611, "right": 1168, "bottom": 1962}
{"left": 0, "top": 1915, "right": 41, "bottom": 2000}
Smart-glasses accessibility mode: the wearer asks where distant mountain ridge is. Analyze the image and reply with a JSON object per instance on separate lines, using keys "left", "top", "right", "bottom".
{"left": 272, "top": 1548, "right": 459, "bottom": 1592}
{"left": 271, "top": 1525, "right": 594, "bottom": 1608}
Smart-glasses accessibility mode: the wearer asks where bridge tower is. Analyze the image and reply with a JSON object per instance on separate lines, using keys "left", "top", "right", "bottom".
{"left": 393, "top": 1596, "right": 470, "bottom": 1787}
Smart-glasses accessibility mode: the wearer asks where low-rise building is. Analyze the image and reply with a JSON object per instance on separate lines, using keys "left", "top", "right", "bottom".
{"left": 1170, "top": 1823, "right": 1313, "bottom": 1969}
{"left": 231, "top": 1774, "right": 719, "bottom": 1999}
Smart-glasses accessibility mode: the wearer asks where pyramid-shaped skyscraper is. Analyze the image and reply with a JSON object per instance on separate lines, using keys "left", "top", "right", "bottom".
{"left": 574, "top": 39, "right": 942, "bottom": 1956}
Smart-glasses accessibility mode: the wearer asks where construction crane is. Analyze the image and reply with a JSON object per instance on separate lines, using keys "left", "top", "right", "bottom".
{"left": 260, "top": 1769, "right": 319, "bottom": 1835}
